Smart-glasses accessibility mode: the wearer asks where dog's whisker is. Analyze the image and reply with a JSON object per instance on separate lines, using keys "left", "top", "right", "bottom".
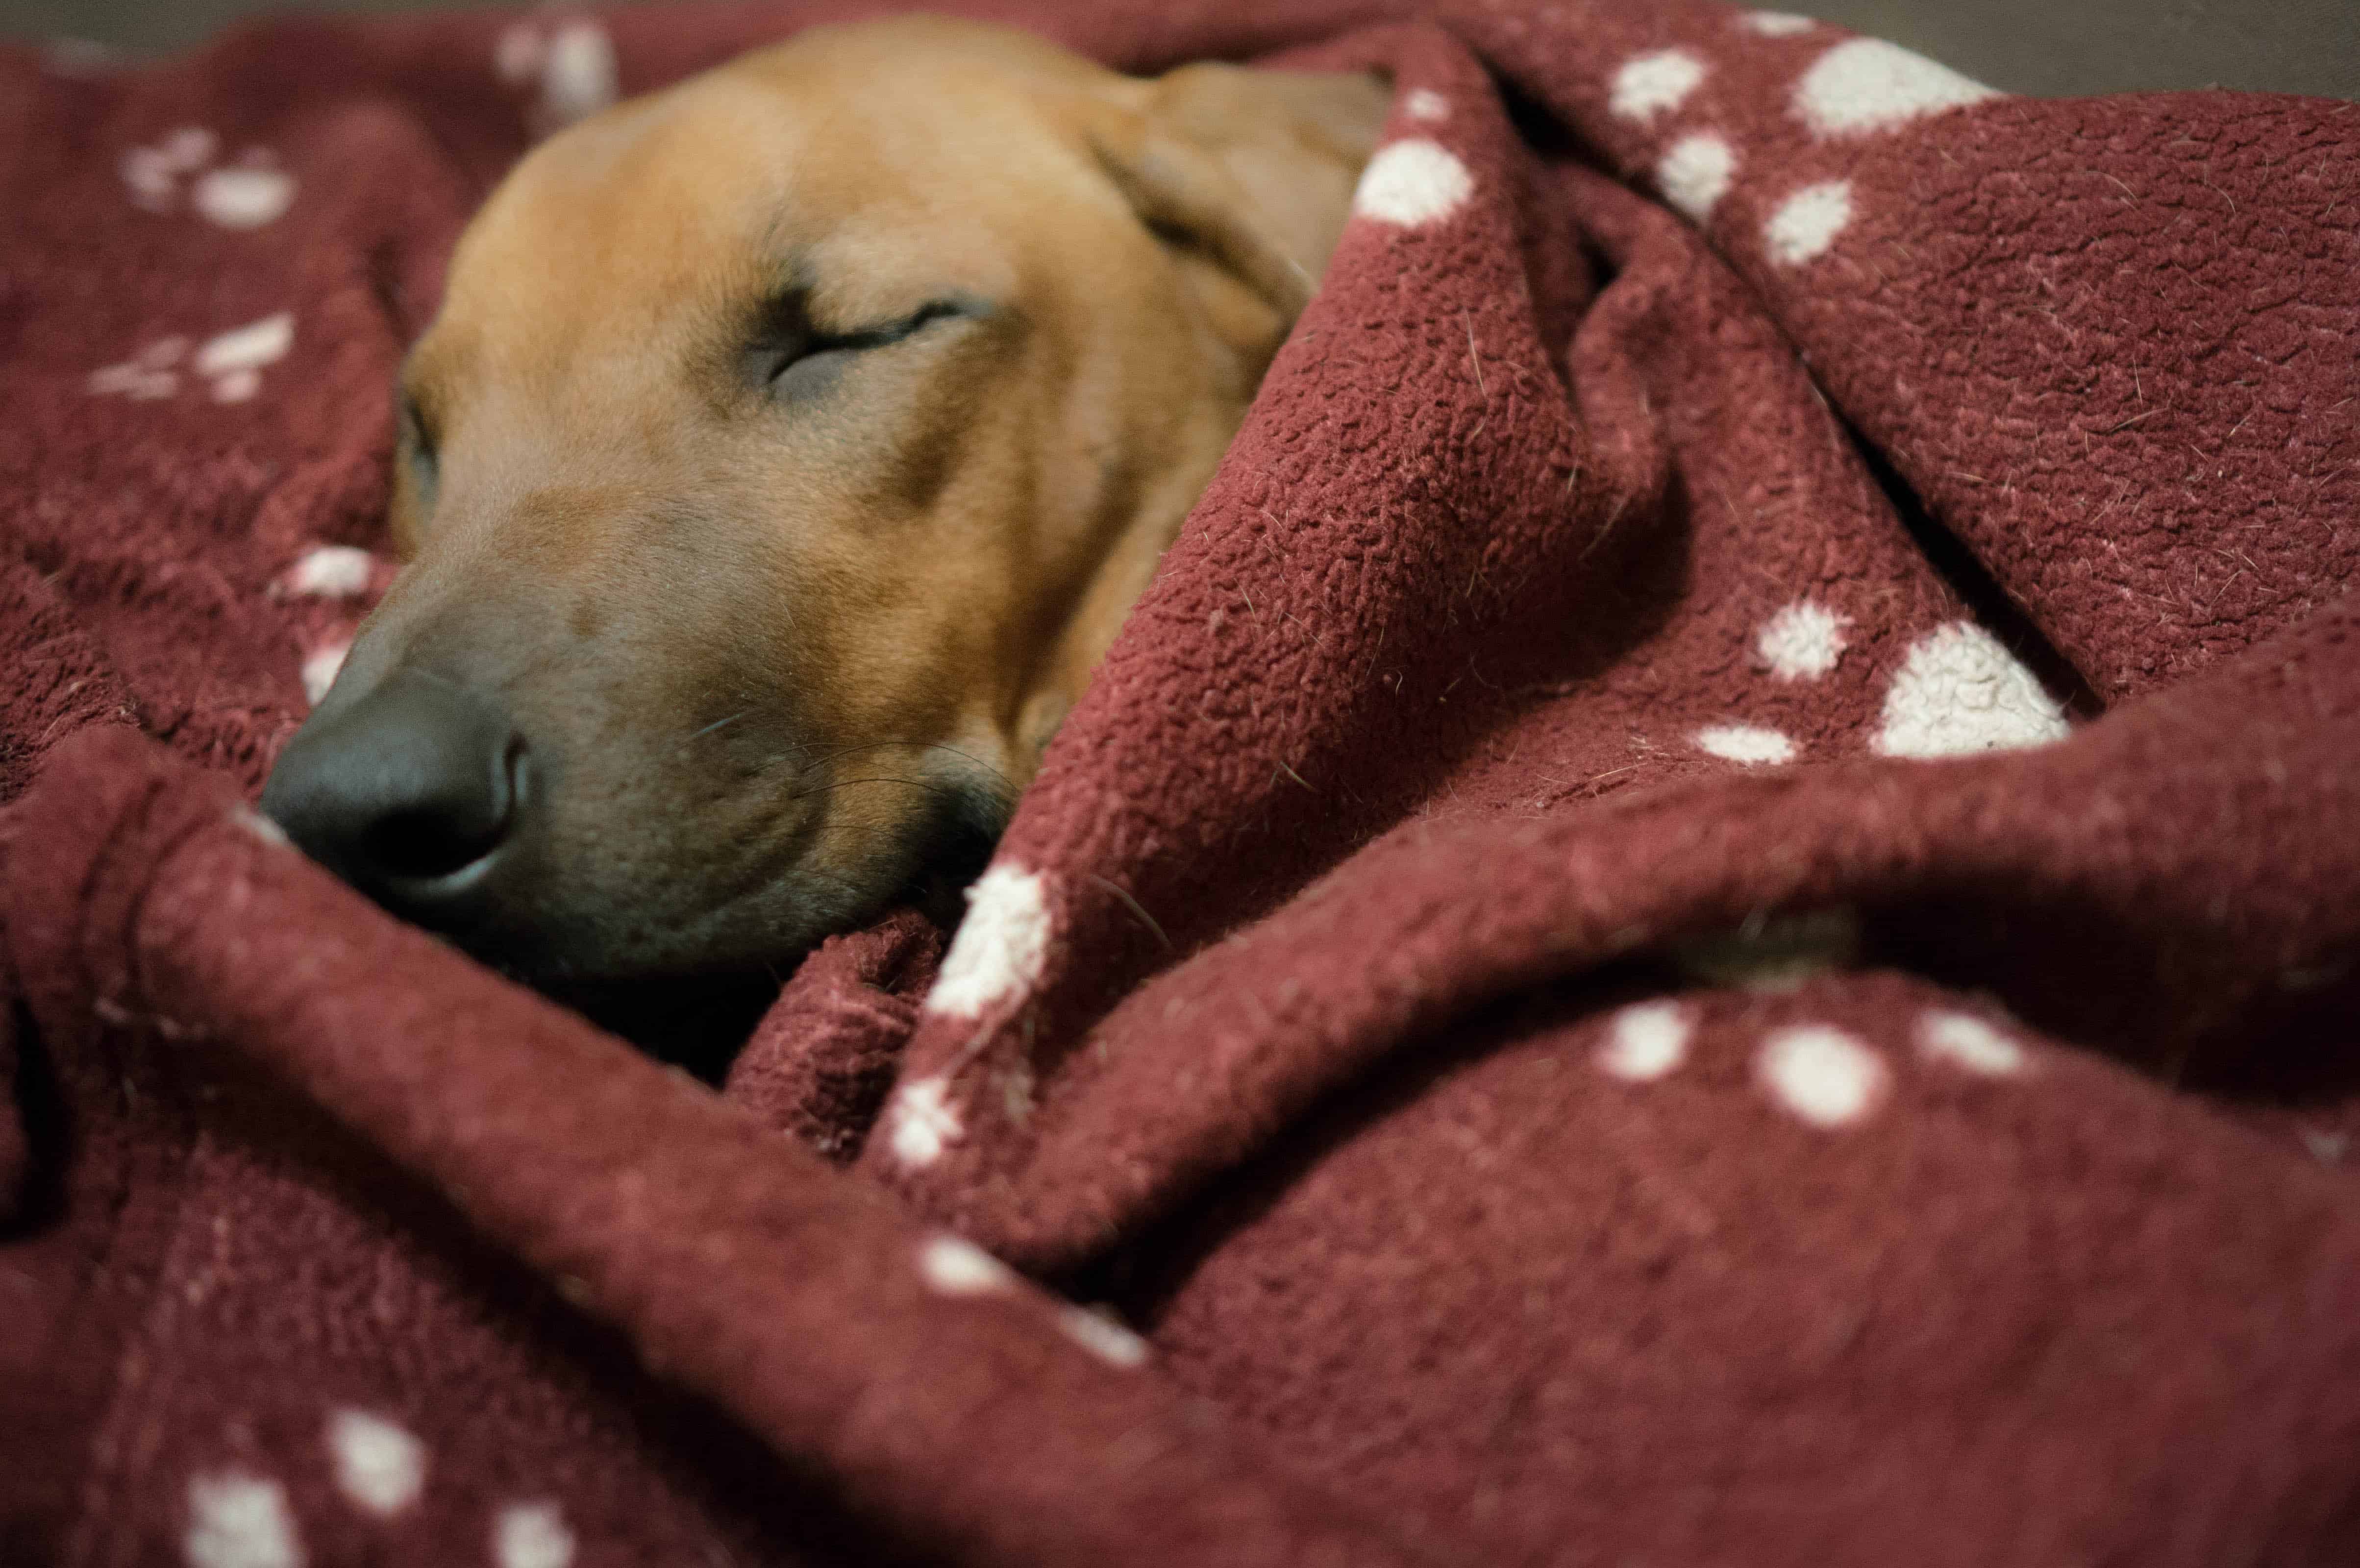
{"left": 785, "top": 775, "right": 972, "bottom": 806}
{"left": 904, "top": 741, "right": 1019, "bottom": 795}
{"left": 766, "top": 738, "right": 1017, "bottom": 796}
{"left": 690, "top": 709, "right": 755, "bottom": 741}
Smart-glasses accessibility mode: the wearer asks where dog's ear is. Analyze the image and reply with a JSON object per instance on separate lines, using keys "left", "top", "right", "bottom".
{"left": 1085, "top": 64, "right": 1390, "bottom": 355}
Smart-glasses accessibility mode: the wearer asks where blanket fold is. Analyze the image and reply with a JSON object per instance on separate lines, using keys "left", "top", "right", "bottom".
{"left": 5, "top": 0, "right": 2358, "bottom": 1564}
{"left": 6, "top": 725, "right": 1445, "bottom": 1568}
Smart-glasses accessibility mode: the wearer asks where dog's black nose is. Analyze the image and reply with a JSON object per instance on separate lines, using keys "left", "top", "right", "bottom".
{"left": 262, "top": 668, "right": 528, "bottom": 908}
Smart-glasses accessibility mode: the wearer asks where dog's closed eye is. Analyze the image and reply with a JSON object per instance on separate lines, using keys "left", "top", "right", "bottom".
{"left": 397, "top": 395, "right": 439, "bottom": 518}
{"left": 756, "top": 298, "right": 978, "bottom": 405}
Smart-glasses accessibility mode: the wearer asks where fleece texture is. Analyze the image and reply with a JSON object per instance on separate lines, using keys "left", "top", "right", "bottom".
{"left": 3, "top": 1, "right": 2358, "bottom": 1564}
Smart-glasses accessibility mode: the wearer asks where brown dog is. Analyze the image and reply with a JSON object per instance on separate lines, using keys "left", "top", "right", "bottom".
{"left": 262, "top": 17, "right": 1388, "bottom": 1000}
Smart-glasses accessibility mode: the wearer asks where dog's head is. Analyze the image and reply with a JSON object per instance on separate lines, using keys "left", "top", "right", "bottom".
{"left": 263, "top": 18, "right": 1386, "bottom": 995}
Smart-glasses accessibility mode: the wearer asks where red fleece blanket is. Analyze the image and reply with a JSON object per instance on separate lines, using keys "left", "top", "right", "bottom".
{"left": 5, "top": 1, "right": 2359, "bottom": 1564}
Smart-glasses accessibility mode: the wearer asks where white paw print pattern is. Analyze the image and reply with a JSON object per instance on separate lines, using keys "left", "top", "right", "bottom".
{"left": 1916, "top": 1010, "right": 2032, "bottom": 1076}
{"left": 918, "top": 1235, "right": 1017, "bottom": 1296}
{"left": 1764, "top": 179, "right": 1853, "bottom": 266}
{"left": 1350, "top": 79, "right": 1481, "bottom": 231}
{"left": 278, "top": 543, "right": 390, "bottom": 710}
{"left": 1596, "top": 1002, "right": 2034, "bottom": 1129}
{"left": 1656, "top": 132, "right": 1736, "bottom": 222}
{"left": 1610, "top": 49, "right": 1707, "bottom": 123}
{"left": 327, "top": 1408, "right": 427, "bottom": 1517}
{"left": 301, "top": 641, "right": 351, "bottom": 707}
{"left": 1600, "top": 29, "right": 1999, "bottom": 270}
{"left": 1793, "top": 39, "right": 2000, "bottom": 138}
{"left": 120, "top": 126, "right": 209, "bottom": 211}
{"left": 495, "top": 1501, "right": 576, "bottom": 1568}
{"left": 195, "top": 313, "right": 295, "bottom": 402}
{"left": 925, "top": 865, "right": 1054, "bottom": 1019}
{"left": 231, "top": 803, "right": 293, "bottom": 849}
{"left": 283, "top": 545, "right": 378, "bottom": 600}
{"left": 1058, "top": 1305, "right": 1151, "bottom": 1368}
{"left": 1758, "top": 1024, "right": 1888, "bottom": 1126}
{"left": 1757, "top": 600, "right": 1850, "bottom": 681}
{"left": 887, "top": 863, "right": 1067, "bottom": 1169}
{"left": 1682, "top": 595, "right": 1841, "bottom": 766}
{"left": 184, "top": 1418, "right": 579, "bottom": 1568}
{"left": 884, "top": 1073, "right": 964, "bottom": 1168}
{"left": 496, "top": 15, "right": 621, "bottom": 135}
{"left": 185, "top": 1472, "right": 301, "bottom": 1568}
{"left": 87, "top": 335, "right": 185, "bottom": 400}
{"left": 90, "top": 313, "right": 294, "bottom": 406}
{"left": 913, "top": 1236, "right": 1152, "bottom": 1368}
{"left": 1873, "top": 622, "right": 2069, "bottom": 758}
{"left": 1692, "top": 723, "right": 1796, "bottom": 765}
{"left": 121, "top": 127, "right": 296, "bottom": 229}
{"left": 1352, "top": 138, "right": 1475, "bottom": 229}
{"left": 1685, "top": 601, "right": 2063, "bottom": 767}
{"left": 1596, "top": 1000, "right": 1693, "bottom": 1080}
{"left": 891, "top": 864, "right": 1061, "bottom": 1167}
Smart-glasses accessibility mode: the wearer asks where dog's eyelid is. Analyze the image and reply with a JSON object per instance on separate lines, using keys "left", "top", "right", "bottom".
{"left": 751, "top": 285, "right": 816, "bottom": 344}
{"left": 753, "top": 296, "right": 989, "bottom": 394}
{"left": 397, "top": 392, "right": 439, "bottom": 454}
{"left": 393, "top": 391, "right": 441, "bottom": 521}
{"left": 813, "top": 297, "right": 981, "bottom": 350}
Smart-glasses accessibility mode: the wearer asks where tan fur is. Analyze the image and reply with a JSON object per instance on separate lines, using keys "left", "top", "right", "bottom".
{"left": 344, "top": 17, "right": 1387, "bottom": 980}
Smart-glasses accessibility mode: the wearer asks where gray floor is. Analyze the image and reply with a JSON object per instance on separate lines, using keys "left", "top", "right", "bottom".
{"left": 4, "top": 0, "right": 2354, "bottom": 100}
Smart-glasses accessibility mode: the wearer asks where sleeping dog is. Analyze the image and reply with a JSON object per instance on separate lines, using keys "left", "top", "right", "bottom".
{"left": 262, "top": 17, "right": 1388, "bottom": 1005}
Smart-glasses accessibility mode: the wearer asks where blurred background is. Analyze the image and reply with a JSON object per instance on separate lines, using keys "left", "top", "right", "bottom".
{"left": 4, "top": 0, "right": 2355, "bottom": 100}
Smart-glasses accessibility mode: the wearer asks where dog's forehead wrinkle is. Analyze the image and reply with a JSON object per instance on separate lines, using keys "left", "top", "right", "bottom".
{"left": 533, "top": 69, "right": 806, "bottom": 202}
{"left": 790, "top": 215, "right": 1024, "bottom": 327}
{"left": 454, "top": 122, "right": 798, "bottom": 347}
{"left": 450, "top": 72, "right": 1078, "bottom": 386}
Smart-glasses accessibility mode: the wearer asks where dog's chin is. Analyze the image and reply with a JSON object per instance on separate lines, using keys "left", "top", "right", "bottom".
{"left": 472, "top": 775, "right": 1015, "bottom": 1075}
{"left": 888, "top": 774, "right": 1010, "bottom": 929}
